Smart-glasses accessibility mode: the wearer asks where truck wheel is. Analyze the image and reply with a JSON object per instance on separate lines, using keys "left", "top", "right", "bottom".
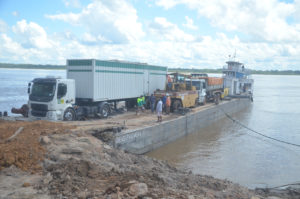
{"left": 172, "top": 100, "right": 182, "bottom": 112}
{"left": 214, "top": 94, "right": 219, "bottom": 105}
{"left": 64, "top": 108, "right": 75, "bottom": 121}
{"left": 202, "top": 98, "right": 206, "bottom": 105}
{"left": 100, "top": 104, "right": 110, "bottom": 118}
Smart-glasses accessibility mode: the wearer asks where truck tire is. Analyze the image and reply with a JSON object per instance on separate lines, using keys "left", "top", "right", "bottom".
{"left": 63, "top": 108, "right": 76, "bottom": 121}
{"left": 100, "top": 104, "right": 110, "bottom": 118}
{"left": 201, "top": 98, "right": 206, "bottom": 105}
{"left": 214, "top": 94, "right": 219, "bottom": 105}
{"left": 172, "top": 100, "right": 182, "bottom": 112}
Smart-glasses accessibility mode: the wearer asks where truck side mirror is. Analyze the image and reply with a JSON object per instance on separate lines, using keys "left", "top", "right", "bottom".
{"left": 57, "top": 83, "right": 67, "bottom": 99}
{"left": 27, "top": 83, "right": 31, "bottom": 94}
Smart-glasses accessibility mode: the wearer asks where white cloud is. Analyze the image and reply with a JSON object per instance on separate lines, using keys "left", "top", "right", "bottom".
{"left": 46, "top": 0, "right": 145, "bottom": 43}
{"left": 148, "top": 17, "right": 196, "bottom": 42}
{"left": 1, "top": 1, "right": 300, "bottom": 70}
{"left": 0, "top": 33, "right": 49, "bottom": 63}
{"left": 12, "top": 11, "right": 19, "bottom": 17}
{"left": 155, "top": 0, "right": 180, "bottom": 9}
{"left": 293, "top": 0, "right": 300, "bottom": 21}
{"left": 81, "top": 32, "right": 112, "bottom": 44}
{"left": 0, "top": 34, "right": 23, "bottom": 53}
{"left": 47, "top": 13, "right": 80, "bottom": 25}
{"left": 63, "top": 0, "right": 81, "bottom": 8}
{"left": 155, "top": 0, "right": 300, "bottom": 43}
{"left": 0, "top": 19, "right": 8, "bottom": 32}
{"left": 183, "top": 16, "right": 198, "bottom": 30}
{"left": 12, "top": 19, "right": 53, "bottom": 49}
{"left": 1, "top": 27, "right": 300, "bottom": 70}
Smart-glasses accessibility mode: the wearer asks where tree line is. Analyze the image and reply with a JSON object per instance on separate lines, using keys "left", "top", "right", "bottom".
{"left": 0, "top": 63, "right": 299, "bottom": 75}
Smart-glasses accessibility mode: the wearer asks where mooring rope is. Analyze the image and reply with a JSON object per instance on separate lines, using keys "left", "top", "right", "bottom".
{"left": 219, "top": 108, "right": 300, "bottom": 148}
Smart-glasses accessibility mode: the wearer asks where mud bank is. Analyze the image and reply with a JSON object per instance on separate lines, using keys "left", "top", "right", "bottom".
{"left": 0, "top": 120, "right": 298, "bottom": 199}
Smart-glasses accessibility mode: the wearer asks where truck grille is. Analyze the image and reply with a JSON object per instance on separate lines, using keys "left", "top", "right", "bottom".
{"left": 31, "top": 103, "right": 48, "bottom": 117}
{"left": 31, "top": 103, "right": 48, "bottom": 111}
{"left": 31, "top": 110, "right": 47, "bottom": 117}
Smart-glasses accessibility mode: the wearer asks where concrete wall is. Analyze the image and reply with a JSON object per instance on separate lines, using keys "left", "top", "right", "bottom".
{"left": 114, "top": 98, "right": 251, "bottom": 154}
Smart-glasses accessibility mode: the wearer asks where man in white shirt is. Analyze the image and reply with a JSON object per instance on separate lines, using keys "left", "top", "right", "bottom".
{"left": 156, "top": 98, "right": 163, "bottom": 122}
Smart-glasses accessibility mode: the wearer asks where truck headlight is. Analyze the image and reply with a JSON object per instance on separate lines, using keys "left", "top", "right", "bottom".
{"left": 47, "top": 111, "right": 57, "bottom": 120}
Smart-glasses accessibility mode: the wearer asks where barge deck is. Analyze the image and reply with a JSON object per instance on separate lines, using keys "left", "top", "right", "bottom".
{"left": 67, "top": 98, "right": 252, "bottom": 154}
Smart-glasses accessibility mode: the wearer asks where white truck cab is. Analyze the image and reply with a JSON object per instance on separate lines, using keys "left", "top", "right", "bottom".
{"left": 28, "top": 78, "right": 75, "bottom": 121}
{"left": 190, "top": 79, "right": 207, "bottom": 104}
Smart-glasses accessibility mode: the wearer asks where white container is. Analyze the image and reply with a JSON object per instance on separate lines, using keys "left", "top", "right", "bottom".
{"left": 67, "top": 59, "right": 167, "bottom": 102}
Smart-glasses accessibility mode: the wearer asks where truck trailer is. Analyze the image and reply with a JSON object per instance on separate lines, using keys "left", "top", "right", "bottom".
{"left": 28, "top": 59, "right": 167, "bottom": 121}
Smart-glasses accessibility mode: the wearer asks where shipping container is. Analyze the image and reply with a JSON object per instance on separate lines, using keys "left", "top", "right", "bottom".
{"left": 67, "top": 59, "right": 167, "bottom": 102}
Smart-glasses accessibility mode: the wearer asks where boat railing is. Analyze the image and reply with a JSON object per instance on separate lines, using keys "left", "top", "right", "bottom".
{"left": 223, "top": 66, "right": 251, "bottom": 75}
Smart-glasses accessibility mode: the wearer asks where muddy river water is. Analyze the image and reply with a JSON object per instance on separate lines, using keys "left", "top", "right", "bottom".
{"left": 148, "top": 75, "right": 300, "bottom": 188}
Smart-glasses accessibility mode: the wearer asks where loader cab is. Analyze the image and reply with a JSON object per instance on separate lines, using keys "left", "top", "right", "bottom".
{"left": 167, "top": 73, "right": 195, "bottom": 91}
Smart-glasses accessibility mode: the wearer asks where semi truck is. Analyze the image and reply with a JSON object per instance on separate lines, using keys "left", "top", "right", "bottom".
{"left": 191, "top": 73, "right": 224, "bottom": 104}
{"left": 28, "top": 59, "right": 167, "bottom": 121}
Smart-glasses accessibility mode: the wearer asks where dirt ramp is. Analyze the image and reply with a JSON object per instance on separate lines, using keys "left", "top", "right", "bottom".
{"left": 0, "top": 120, "right": 73, "bottom": 172}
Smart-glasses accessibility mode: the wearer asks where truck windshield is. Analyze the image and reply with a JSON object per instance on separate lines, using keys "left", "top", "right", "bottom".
{"left": 192, "top": 81, "right": 200, "bottom": 90}
{"left": 29, "top": 82, "right": 56, "bottom": 102}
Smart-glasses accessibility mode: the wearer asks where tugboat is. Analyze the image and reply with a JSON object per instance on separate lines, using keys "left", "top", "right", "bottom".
{"left": 222, "top": 56, "right": 254, "bottom": 100}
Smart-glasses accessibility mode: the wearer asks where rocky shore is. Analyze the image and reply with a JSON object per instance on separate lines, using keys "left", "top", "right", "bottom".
{"left": 0, "top": 120, "right": 298, "bottom": 198}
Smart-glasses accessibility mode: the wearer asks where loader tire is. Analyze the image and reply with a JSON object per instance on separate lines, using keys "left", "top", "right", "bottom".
{"left": 172, "top": 100, "right": 182, "bottom": 112}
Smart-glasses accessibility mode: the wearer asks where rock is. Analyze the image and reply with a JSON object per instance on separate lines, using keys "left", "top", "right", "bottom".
{"left": 61, "top": 148, "right": 83, "bottom": 155}
{"left": 77, "top": 191, "right": 87, "bottom": 199}
{"left": 188, "top": 195, "right": 195, "bottom": 199}
{"left": 103, "top": 144, "right": 112, "bottom": 150}
{"left": 129, "top": 182, "right": 148, "bottom": 196}
{"left": 128, "top": 180, "right": 138, "bottom": 184}
{"left": 40, "top": 136, "right": 50, "bottom": 145}
{"left": 43, "top": 173, "right": 53, "bottom": 184}
{"left": 77, "top": 137, "right": 91, "bottom": 144}
{"left": 22, "top": 182, "right": 31, "bottom": 187}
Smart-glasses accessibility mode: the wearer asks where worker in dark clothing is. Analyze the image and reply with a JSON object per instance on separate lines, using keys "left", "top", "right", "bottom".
{"left": 162, "top": 94, "right": 167, "bottom": 113}
{"left": 150, "top": 94, "right": 156, "bottom": 113}
{"left": 167, "top": 75, "right": 172, "bottom": 90}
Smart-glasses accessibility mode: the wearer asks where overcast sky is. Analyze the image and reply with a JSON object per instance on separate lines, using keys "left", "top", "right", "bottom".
{"left": 0, "top": 0, "right": 299, "bottom": 70}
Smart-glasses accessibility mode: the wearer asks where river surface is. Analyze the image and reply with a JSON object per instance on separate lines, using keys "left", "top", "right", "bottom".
{"left": 0, "top": 68, "right": 65, "bottom": 114}
{"left": 1, "top": 68, "right": 300, "bottom": 188}
{"left": 148, "top": 75, "right": 300, "bottom": 188}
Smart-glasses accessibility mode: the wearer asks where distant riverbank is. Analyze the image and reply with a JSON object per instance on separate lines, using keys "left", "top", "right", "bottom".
{"left": 0, "top": 62, "right": 299, "bottom": 75}
{"left": 0, "top": 63, "right": 65, "bottom": 70}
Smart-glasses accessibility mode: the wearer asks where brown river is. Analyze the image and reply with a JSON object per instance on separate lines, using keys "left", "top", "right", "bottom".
{"left": 147, "top": 75, "right": 300, "bottom": 188}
